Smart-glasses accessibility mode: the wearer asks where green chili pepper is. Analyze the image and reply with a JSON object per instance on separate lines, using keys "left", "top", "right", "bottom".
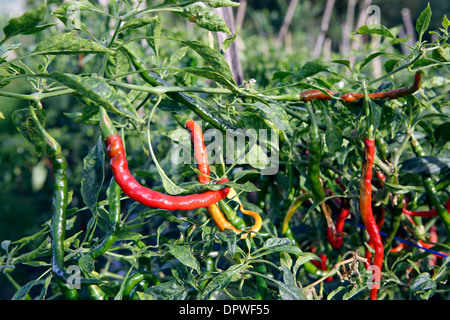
{"left": 306, "top": 103, "right": 335, "bottom": 236}
{"left": 411, "top": 135, "right": 450, "bottom": 245}
{"left": 122, "top": 271, "right": 160, "bottom": 300}
{"left": 89, "top": 177, "right": 121, "bottom": 258}
{"left": 218, "top": 200, "right": 246, "bottom": 231}
{"left": 29, "top": 103, "right": 102, "bottom": 287}
{"left": 88, "top": 284, "right": 107, "bottom": 300}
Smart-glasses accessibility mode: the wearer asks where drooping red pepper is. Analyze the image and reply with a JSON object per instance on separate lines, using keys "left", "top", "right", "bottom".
{"left": 326, "top": 198, "right": 350, "bottom": 250}
{"left": 299, "top": 72, "right": 421, "bottom": 102}
{"left": 360, "top": 138, "right": 384, "bottom": 300}
{"left": 100, "top": 108, "right": 230, "bottom": 210}
{"left": 326, "top": 179, "right": 350, "bottom": 250}
{"left": 185, "top": 119, "right": 262, "bottom": 238}
{"left": 402, "top": 198, "right": 450, "bottom": 217}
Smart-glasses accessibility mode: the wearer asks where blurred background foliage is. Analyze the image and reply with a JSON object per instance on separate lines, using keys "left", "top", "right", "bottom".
{"left": 0, "top": 0, "right": 448, "bottom": 299}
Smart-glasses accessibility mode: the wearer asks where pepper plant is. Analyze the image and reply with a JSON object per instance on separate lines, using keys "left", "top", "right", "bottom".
{"left": 0, "top": 1, "right": 449, "bottom": 300}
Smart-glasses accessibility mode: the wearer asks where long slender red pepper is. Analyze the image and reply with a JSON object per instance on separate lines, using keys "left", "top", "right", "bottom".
{"left": 100, "top": 108, "right": 230, "bottom": 210}
{"left": 185, "top": 119, "right": 262, "bottom": 238}
{"left": 326, "top": 179, "right": 350, "bottom": 250}
{"left": 299, "top": 72, "right": 421, "bottom": 102}
{"left": 360, "top": 138, "right": 384, "bottom": 300}
{"left": 403, "top": 198, "right": 450, "bottom": 217}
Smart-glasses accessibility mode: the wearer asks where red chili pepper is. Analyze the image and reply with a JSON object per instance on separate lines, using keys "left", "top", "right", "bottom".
{"left": 186, "top": 120, "right": 210, "bottom": 185}
{"left": 100, "top": 109, "right": 230, "bottom": 211}
{"left": 299, "top": 72, "right": 421, "bottom": 103}
{"left": 311, "top": 253, "right": 333, "bottom": 282}
{"left": 327, "top": 198, "right": 350, "bottom": 250}
{"left": 185, "top": 119, "right": 261, "bottom": 238}
{"left": 360, "top": 138, "right": 384, "bottom": 300}
{"left": 402, "top": 198, "right": 450, "bottom": 217}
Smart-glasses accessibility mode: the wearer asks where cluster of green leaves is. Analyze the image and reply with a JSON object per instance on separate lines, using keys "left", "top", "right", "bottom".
{"left": 0, "top": 1, "right": 449, "bottom": 300}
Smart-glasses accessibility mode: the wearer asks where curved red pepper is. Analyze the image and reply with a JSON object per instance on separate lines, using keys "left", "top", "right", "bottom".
{"left": 105, "top": 134, "right": 229, "bottom": 210}
{"left": 300, "top": 72, "right": 421, "bottom": 102}
{"left": 360, "top": 138, "right": 384, "bottom": 300}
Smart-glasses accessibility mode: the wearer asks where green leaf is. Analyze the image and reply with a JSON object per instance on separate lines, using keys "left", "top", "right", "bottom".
{"left": 279, "top": 266, "right": 307, "bottom": 300}
{"left": 121, "top": 16, "right": 158, "bottom": 32}
{"left": 325, "top": 125, "right": 343, "bottom": 153}
{"left": 176, "top": 2, "right": 231, "bottom": 35}
{"left": 164, "top": 244, "right": 200, "bottom": 272}
{"left": 384, "top": 58, "right": 402, "bottom": 73}
{"left": 143, "top": 279, "right": 187, "bottom": 300}
{"left": 401, "top": 156, "right": 450, "bottom": 175}
{"left": 443, "top": 15, "right": 450, "bottom": 30}
{"left": 358, "top": 52, "right": 389, "bottom": 73}
{"left": 370, "top": 100, "right": 382, "bottom": 132}
{"left": 11, "top": 278, "right": 39, "bottom": 300}
{"left": 49, "top": 72, "right": 144, "bottom": 123}
{"left": 52, "top": 1, "right": 100, "bottom": 15}
{"left": 221, "top": 25, "right": 239, "bottom": 53}
{"left": 32, "top": 32, "right": 114, "bottom": 55}
{"left": 202, "top": 272, "right": 233, "bottom": 300}
{"left": 382, "top": 181, "right": 423, "bottom": 194}
{"left": 259, "top": 238, "right": 303, "bottom": 256}
{"left": 11, "top": 107, "right": 46, "bottom": 156}
{"left": 105, "top": 46, "right": 130, "bottom": 80}
{"left": 416, "top": 3, "right": 432, "bottom": 41}
{"left": 78, "top": 254, "right": 95, "bottom": 273}
{"left": 182, "top": 66, "right": 235, "bottom": 88}
{"left": 81, "top": 136, "right": 105, "bottom": 216}
{"left": 296, "top": 61, "right": 330, "bottom": 79}
{"left": 1, "top": 1, "right": 47, "bottom": 44}
{"left": 434, "top": 121, "right": 450, "bottom": 147}
{"left": 356, "top": 24, "right": 396, "bottom": 40}
{"left": 331, "top": 59, "right": 351, "bottom": 71}
{"left": 146, "top": 17, "right": 161, "bottom": 57}
{"left": 180, "top": 39, "right": 236, "bottom": 88}
{"left": 207, "top": 0, "right": 240, "bottom": 8}
{"left": 410, "top": 272, "right": 437, "bottom": 300}
{"left": 168, "top": 46, "right": 188, "bottom": 68}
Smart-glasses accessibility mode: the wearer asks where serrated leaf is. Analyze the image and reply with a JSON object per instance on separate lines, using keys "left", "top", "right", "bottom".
{"left": 81, "top": 136, "right": 105, "bottom": 216}
{"left": 176, "top": 2, "right": 231, "bottom": 34}
{"left": 416, "top": 3, "right": 432, "bottom": 40}
{"left": 1, "top": 1, "right": 47, "bottom": 44}
{"left": 32, "top": 32, "right": 114, "bottom": 55}
{"left": 401, "top": 156, "right": 450, "bottom": 175}
{"left": 356, "top": 24, "right": 396, "bottom": 39}
{"left": 49, "top": 72, "right": 144, "bottom": 123}
{"left": 165, "top": 244, "right": 200, "bottom": 272}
